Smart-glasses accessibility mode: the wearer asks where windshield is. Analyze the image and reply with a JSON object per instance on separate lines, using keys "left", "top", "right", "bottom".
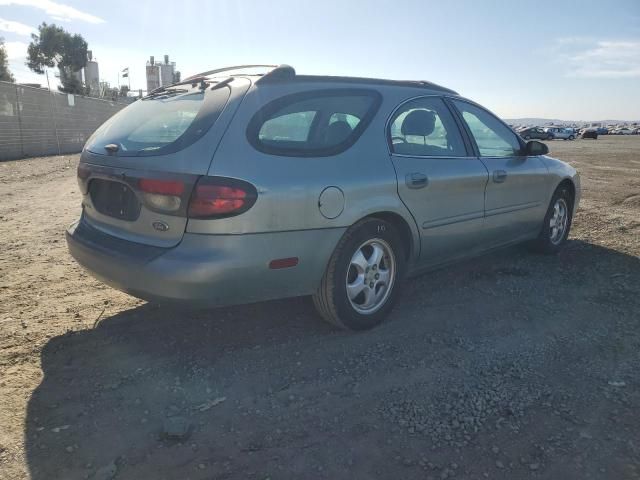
{"left": 86, "top": 88, "right": 229, "bottom": 156}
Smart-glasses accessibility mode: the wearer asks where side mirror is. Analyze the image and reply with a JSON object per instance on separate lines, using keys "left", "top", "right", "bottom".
{"left": 525, "top": 140, "right": 549, "bottom": 156}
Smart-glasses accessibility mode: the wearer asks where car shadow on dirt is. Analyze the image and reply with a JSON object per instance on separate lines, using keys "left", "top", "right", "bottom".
{"left": 24, "top": 240, "right": 640, "bottom": 479}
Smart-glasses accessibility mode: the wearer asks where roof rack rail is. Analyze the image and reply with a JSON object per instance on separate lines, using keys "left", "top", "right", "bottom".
{"left": 183, "top": 64, "right": 293, "bottom": 82}
{"left": 291, "top": 75, "right": 458, "bottom": 95}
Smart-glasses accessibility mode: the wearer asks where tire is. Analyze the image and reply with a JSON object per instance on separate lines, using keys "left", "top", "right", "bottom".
{"left": 312, "top": 217, "right": 406, "bottom": 330}
{"left": 547, "top": 134, "right": 553, "bottom": 140}
{"left": 569, "top": 135, "right": 575, "bottom": 140}
{"left": 530, "top": 185, "right": 574, "bottom": 254}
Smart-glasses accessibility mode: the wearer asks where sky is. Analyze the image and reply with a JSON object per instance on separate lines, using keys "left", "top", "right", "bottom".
{"left": 1, "top": 0, "right": 639, "bottom": 120}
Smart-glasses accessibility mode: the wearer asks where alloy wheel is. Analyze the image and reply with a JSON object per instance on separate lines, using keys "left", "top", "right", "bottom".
{"left": 345, "top": 238, "right": 396, "bottom": 314}
{"left": 549, "top": 198, "right": 568, "bottom": 245}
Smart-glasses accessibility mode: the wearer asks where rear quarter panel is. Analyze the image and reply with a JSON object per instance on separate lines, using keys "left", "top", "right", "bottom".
{"left": 187, "top": 81, "right": 422, "bottom": 260}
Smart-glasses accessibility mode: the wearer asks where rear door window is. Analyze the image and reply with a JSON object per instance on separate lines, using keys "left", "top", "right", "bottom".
{"left": 86, "top": 87, "right": 230, "bottom": 157}
{"left": 247, "top": 89, "right": 381, "bottom": 157}
{"left": 388, "top": 96, "right": 467, "bottom": 157}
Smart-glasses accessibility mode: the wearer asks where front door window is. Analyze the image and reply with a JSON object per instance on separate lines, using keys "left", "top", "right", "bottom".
{"left": 452, "top": 100, "right": 522, "bottom": 157}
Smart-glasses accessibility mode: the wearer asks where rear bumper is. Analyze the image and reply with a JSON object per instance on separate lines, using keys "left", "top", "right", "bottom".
{"left": 66, "top": 217, "right": 345, "bottom": 307}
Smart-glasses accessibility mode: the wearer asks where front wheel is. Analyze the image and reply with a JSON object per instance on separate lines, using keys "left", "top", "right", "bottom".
{"left": 313, "top": 218, "right": 406, "bottom": 330}
{"left": 569, "top": 135, "right": 575, "bottom": 140}
{"left": 529, "top": 185, "right": 574, "bottom": 254}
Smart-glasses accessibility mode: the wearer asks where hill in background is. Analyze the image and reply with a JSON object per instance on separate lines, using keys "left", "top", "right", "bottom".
{"left": 505, "top": 118, "right": 639, "bottom": 126}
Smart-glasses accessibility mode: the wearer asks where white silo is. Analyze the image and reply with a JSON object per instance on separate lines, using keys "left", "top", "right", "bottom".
{"left": 159, "top": 54, "right": 175, "bottom": 86}
{"left": 84, "top": 50, "right": 100, "bottom": 96}
{"left": 146, "top": 56, "right": 160, "bottom": 92}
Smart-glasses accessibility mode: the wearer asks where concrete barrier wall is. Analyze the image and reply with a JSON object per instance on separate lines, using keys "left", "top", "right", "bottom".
{"left": 0, "top": 81, "right": 125, "bottom": 161}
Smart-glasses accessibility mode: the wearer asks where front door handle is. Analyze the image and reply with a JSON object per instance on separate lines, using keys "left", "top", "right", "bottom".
{"left": 406, "top": 173, "right": 428, "bottom": 189}
{"left": 493, "top": 170, "right": 507, "bottom": 183}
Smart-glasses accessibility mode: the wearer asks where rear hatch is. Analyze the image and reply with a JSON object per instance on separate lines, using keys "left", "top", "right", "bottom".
{"left": 77, "top": 77, "right": 250, "bottom": 247}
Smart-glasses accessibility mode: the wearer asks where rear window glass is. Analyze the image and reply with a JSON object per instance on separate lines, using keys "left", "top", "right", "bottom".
{"left": 247, "top": 89, "right": 381, "bottom": 157}
{"left": 86, "top": 87, "right": 230, "bottom": 157}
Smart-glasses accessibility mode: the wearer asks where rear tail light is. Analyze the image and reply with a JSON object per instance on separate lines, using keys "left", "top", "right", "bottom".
{"left": 139, "top": 178, "right": 185, "bottom": 213}
{"left": 139, "top": 179, "right": 185, "bottom": 196}
{"left": 188, "top": 177, "right": 258, "bottom": 218}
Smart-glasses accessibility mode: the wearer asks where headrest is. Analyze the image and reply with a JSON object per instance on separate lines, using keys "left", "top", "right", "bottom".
{"left": 401, "top": 109, "right": 436, "bottom": 137}
{"left": 324, "top": 121, "right": 353, "bottom": 145}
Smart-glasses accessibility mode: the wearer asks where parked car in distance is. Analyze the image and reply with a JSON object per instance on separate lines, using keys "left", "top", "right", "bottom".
{"left": 613, "top": 128, "right": 632, "bottom": 135}
{"left": 632, "top": 128, "right": 640, "bottom": 135}
{"left": 519, "top": 127, "right": 553, "bottom": 140}
{"left": 581, "top": 128, "right": 598, "bottom": 139}
{"left": 544, "top": 127, "right": 575, "bottom": 140}
{"left": 66, "top": 64, "right": 580, "bottom": 331}
{"left": 596, "top": 127, "right": 608, "bottom": 135}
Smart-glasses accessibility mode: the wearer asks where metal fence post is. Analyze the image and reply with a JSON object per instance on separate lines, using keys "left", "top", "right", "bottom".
{"left": 13, "top": 83, "right": 24, "bottom": 159}
{"left": 46, "top": 70, "right": 62, "bottom": 155}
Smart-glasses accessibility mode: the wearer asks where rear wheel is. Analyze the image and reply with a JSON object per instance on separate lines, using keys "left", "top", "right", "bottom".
{"left": 530, "top": 185, "right": 574, "bottom": 254}
{"left": 312, "top": 218, "right": 406, "bottom": 330}
{"left": 569, "top": 135, "right": 575, "bottom": 140}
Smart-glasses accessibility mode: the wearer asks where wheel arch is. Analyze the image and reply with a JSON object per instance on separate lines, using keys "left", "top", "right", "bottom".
{"left": 552, "top": 176, "right": 579, "bottom": 219}
{"left": 359, "top": 211, "right": 418, "bottom": 262}
{"left": 556, "top": 178, "right": 576, "bottom": 204}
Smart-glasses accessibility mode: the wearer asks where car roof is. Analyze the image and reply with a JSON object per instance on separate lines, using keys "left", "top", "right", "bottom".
{"left": 182, "top": 64, "right": 460, "bottom": 96}
{"left": 284, "top": 75, "right": 459, "bottom": 95}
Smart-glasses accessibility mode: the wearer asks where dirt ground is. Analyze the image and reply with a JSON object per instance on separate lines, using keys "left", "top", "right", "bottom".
{"left": 1, "top": 136, "right": 639, "bottom": 480}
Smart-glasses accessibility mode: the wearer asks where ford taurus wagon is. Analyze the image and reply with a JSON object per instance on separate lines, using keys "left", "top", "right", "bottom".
{"left": 66, "top": 64, "right": 580, "bottom": 330}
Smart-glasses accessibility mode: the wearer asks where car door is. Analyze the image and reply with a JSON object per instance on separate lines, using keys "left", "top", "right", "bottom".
{"left": 388, "top": 96, "right": 489, "bottom": 267}
{"left": 450, "top": 99, "right": 548, "bottom": 245}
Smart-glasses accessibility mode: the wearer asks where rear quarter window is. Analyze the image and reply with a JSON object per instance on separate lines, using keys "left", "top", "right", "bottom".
{"left": 246, "top": 89, "right": 381, "bottom": 157}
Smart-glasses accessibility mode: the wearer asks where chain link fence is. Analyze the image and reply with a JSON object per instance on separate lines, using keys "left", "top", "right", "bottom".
{"left": 0, "top": 81, "right": 126, "bottom": 161}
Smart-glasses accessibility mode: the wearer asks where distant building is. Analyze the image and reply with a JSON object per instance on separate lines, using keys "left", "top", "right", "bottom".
{"left": 146, "top": 56, "right": 160, "bottom": 93}
{"left": 159, "top": 55, "right": 175, "bottom": 86}
{"left": 146, "top": 54, "right": 180, "bottom": 93}
{"left": 85, "top": 50, "right": 100, "bottom": 96}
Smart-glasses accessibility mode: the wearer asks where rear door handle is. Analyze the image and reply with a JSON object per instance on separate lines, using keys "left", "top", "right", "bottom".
{"left": 493, "top": 170, "right": 507, "bottom": 183}
{"left": 406, "top": 173, "right": 428, "bottom": 189}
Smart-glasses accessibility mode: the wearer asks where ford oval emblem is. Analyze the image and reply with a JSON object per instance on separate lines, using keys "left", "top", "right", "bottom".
{"left": 152, "top": 221, "right": 169, "bottom": 232}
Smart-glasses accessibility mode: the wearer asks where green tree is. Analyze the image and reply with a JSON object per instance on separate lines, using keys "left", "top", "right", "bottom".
{"left": 26, "top": 23, "right": 88, "bottom": 94}
{"left": 0, "top": 37, "right": 15, "bottom": 82}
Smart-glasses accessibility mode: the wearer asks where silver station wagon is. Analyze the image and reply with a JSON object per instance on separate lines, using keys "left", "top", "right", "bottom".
{"left": 66, "top": 64, "right": 580, "bottom": 330}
